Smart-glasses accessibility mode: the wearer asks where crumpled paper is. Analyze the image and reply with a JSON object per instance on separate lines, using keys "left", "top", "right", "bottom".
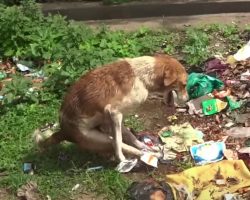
{"left": 159, "top": 123, "right": 204, "bottom": 153}
{"left": 158, "top": 123, "right": 204, "bottom": 161}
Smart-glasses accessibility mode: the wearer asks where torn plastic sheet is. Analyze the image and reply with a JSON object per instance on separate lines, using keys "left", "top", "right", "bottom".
{"left": 116, "top": 159, "right": 138, "bottom": 173}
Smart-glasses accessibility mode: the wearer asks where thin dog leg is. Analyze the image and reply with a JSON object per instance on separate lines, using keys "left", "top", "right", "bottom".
{"left": 105, "top": 104, "right": 126, "bottom": 161}
{"left": 122, "top": 126, "right": 160, "bottom": 152}
{"left": 103, "top": 105, "right": 161, "bottom": 160}
{"left": 111, "top": 110, "right": 125, "bottom": 161}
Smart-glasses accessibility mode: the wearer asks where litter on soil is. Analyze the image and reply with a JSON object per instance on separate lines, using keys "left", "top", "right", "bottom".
{"left": 187, "top": 72, "right": 224, "bottom": 99}
{"left": 190, "top": 141, "right": 225, "bottom": 165}
{"left": 0, "top": 59, "right": 46, "bottom": 103}
{"left": 227, "top": 40, "right": 250, "bottom": 63}
{"left": 127, "top": 160, "right": 250, "bottom": 200}
{"left": 205, "top": 58, "right": 229, "bottom": 77}
{"left": 23, "top": 162, "right": 36, "bottom": 175}
{"left": 140, "top": 152, "right": 158, "bottom": 168}
{"left": 202, "top": 98, "right": 228, "bottom": 115}
{"left": 158, "top": 123, "right": 204, "bottom": 153}
{"left": 226, "top": 127, "right": 250, "bottom": 138}
{"left": 116, "top": 159, "right": 138, "bottom": 173}
{"left": 166, "top": 160, "right": 250, "bottom": 200}
{"left": 123, "top": 42, "right": 250, "bottom": 199}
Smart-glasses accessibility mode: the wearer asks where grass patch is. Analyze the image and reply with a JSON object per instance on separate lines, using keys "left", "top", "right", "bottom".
{"left": 124, "top": 115, "right": 145, "bottom": 132}
{"left": 0, "top": 101, "right": 130, "bottom": 199}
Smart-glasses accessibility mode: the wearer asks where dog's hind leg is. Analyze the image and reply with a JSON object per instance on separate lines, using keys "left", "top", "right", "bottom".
{"left": 76, "top": 127, "right": 143, "bottom": 157}
{"left": 122, "top": 126, "right": 148, "bottom": 149}
{"left": 33, "top": 129, "right": 65, "bottom": 151}
{"left": 122, "top": 126, "right": 160, "bottom": 152}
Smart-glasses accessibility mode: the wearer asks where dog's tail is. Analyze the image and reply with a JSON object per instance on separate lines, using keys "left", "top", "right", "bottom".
{"left": 33, "top": 129, "right": 65, "bottom": 151}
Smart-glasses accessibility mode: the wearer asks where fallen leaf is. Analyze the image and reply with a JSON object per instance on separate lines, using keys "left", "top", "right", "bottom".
{"left": 17, "top": 181, "right": 40, "bottom": 200}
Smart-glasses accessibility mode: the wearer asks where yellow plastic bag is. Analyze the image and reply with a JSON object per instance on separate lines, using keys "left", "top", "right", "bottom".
{"left": 166, "top": 160, "right": 250, "bottom": 200}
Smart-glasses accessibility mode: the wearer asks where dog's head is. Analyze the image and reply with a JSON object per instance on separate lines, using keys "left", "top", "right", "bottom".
{"left": 162, "top": 58, "right": 189, "bottom": 102}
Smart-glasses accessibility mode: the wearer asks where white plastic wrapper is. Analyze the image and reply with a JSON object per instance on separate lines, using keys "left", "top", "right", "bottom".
{"left": 234, "top": 40, "right": 250, "bottom": 61}
{"left": 116, "top": 159, "right": 138, "bottom": 173}
{"left": 140, "top": 152, "right": 158, "bottom": 168}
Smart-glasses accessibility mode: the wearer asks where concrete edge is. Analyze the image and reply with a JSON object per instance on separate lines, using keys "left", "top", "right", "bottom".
{"left": 41, "top": 1, "right": 250, "bottom": 21}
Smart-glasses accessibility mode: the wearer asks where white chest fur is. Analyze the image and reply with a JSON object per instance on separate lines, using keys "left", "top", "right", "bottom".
{"left": 117, "top": 77, "right": 149, "bottom": 112}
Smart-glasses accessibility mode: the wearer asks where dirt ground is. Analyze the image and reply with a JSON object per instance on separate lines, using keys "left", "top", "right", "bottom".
{"left": 0, "top": 188, "right": 15, "bottom": 200}
{"left": 83, "top": 13, "right": 250, "bottom": 31}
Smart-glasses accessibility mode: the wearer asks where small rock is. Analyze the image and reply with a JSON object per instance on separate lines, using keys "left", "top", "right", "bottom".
{"left": 71, "top": 184, "right": 80, "bottom": 191}
{"left": 224, "top": 122, "right": 235, "bottom": 128}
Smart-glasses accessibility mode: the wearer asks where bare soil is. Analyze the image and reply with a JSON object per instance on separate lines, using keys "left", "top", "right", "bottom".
{"left": 0, "top": 188, "right": 15, "bottom": 200}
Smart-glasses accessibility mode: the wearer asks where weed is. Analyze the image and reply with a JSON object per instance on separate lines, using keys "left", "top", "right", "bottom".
{"left": 124, "top": 115, "right": 144, "bottom": 132}
{"left": 182, "top": 28, "right": 210, "bottom": 67}
{"left": 1, "top": 75, "right": 34, "bottom": 104}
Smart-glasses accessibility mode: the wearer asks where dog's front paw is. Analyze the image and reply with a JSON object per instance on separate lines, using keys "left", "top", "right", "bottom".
{"left": 118, "top": 153, "right": 126, "bottom": 162}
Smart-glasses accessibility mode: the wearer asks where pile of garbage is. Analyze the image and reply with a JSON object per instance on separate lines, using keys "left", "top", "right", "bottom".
{"left": 125, "top": 41, "right": 250, "bottom": 199}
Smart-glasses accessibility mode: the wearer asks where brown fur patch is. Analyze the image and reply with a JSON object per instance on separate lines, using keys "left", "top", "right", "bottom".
{"left": 60, "top": 60, "right": 135, "bottom": 120}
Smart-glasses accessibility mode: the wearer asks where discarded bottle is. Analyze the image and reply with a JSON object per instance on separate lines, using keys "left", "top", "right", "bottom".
{"left": 202, "top": 99, "right": 228, "bottom": 115}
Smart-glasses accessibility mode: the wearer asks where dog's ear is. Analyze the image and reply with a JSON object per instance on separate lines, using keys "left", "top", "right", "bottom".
{"left": 164, "top": 67, "right": 177, "bottom": 86}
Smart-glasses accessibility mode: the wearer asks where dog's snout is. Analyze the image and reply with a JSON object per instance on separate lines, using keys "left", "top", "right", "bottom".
{"left": 182, "top": 93, "right": 189, "bottom": 102}
{"left": 178, "top": 90, "right": 189, "bottom": 102}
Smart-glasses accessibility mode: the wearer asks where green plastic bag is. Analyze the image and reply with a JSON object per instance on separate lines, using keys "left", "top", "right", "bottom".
{"left": 187, "top": 73, "right": 224, "bottom": 99}
{"left": 226, "top": 96, "right": 242, "bottom": 111}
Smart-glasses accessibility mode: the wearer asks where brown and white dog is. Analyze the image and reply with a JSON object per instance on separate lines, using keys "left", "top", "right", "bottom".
{"left": 34, "top": 54, "right": 188, "bottom": 162}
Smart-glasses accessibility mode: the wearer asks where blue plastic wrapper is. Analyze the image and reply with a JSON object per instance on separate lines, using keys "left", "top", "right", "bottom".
{"left": 190, "top": 141, "right": 225, "bottom": 165}
{"left": 23, "top": 162, "right": 35, "bottom": 174}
